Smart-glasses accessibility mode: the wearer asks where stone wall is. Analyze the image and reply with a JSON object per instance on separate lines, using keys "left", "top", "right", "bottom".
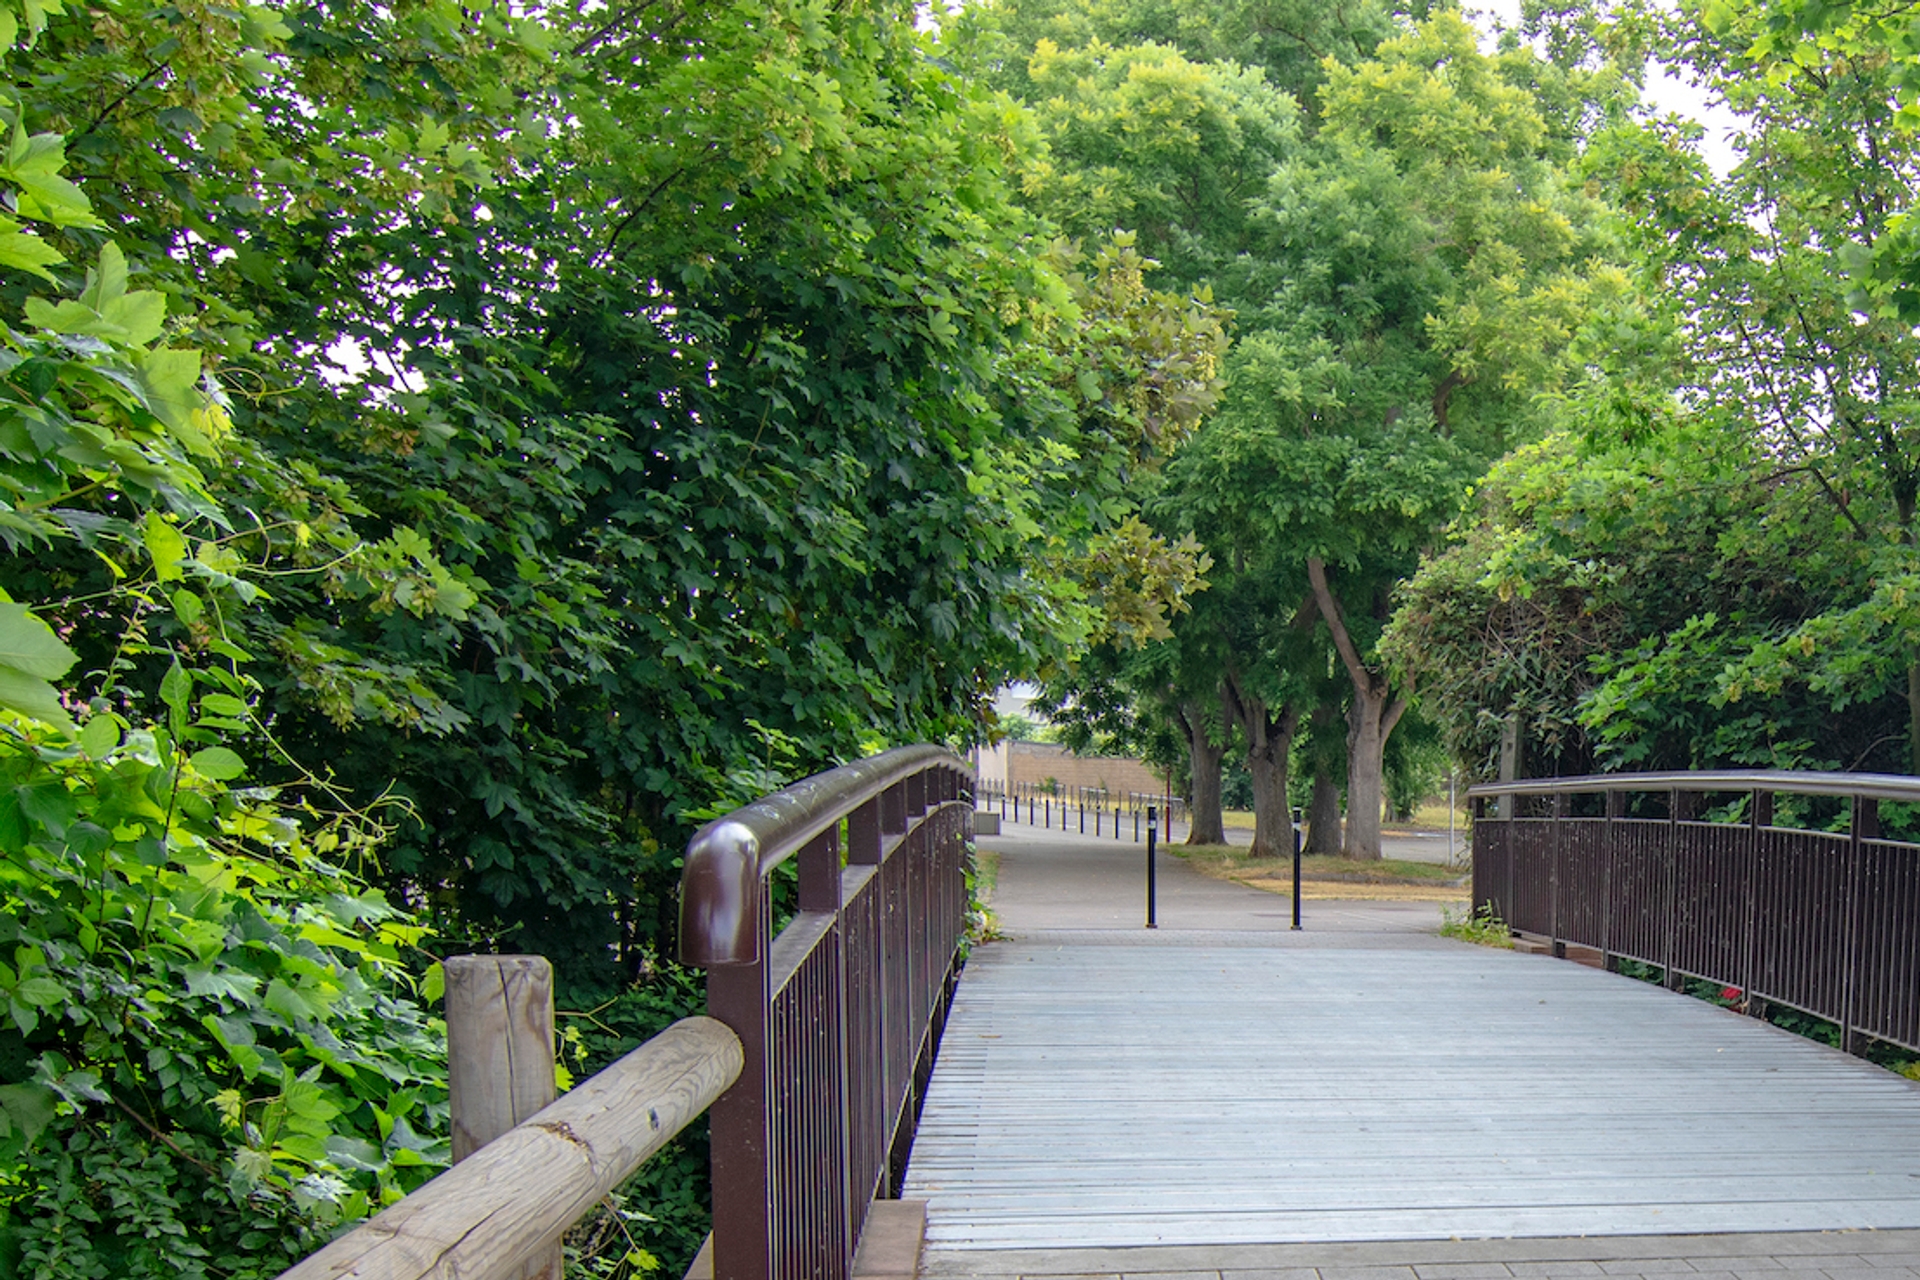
{"left": 1005, "top": 741, "right": 1163, "bottom": 797}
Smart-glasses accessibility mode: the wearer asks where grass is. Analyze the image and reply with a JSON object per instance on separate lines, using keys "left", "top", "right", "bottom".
{"left": 1439, "top": 903, "right": 1514, "bottom": 948}
{"left": 965, "top": 846, "right": 1002, "bottom": 943}
{"left": 1173, "top": 842, "right": 1470, "bottom": 902}
{"left": 1220, "top": 798, "right": 1471, "bottom": 834}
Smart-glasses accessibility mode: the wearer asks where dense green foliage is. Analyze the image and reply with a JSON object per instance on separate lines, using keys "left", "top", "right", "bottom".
{"left": 967, "top": 0, "right": 1631, "bottom": 855}
{"left": 11, "top": 0, "right": 1920, "bottom": 1268}
{"left": 0, "top": 0, "right": 1225, "bottom": 1272}
{"left": 1387, "top": 0, "right": 1920, "bottom": 782}
{"left": 0, "top": 45, "right": 452, "bottom": 1270}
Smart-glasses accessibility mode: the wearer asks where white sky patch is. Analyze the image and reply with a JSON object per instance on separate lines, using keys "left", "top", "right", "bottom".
{"left": 322, "top": 334, "right": 430, "bottom": 393}
{"left": 1466, "top": 0, "right": 1744, "bottom": 177}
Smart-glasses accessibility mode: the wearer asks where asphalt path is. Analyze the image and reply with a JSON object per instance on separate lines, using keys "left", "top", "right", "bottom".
{"left": 976, "top": 821, "right": 1447, "bottom": 938}
{"left": 980, "top": 801, "right": 1469, "bottom": 866}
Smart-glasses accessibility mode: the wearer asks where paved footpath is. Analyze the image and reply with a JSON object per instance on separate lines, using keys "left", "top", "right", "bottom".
{"left": 902, "top": 827, "right": 1920, "bottom": 1280}
{"left": 978, "top": 822, "right": 1448, "bottom": 936}
{"left": 982, "top": 805, "right": 1470, "bottom": 866}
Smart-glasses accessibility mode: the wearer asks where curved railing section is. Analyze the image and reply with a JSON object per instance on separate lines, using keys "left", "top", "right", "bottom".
{"left": 1469, "top": 770, "right": 1920, "bottom": 1057}
{"left": 681, "top": 744, "right": 973, "bottom": 1280}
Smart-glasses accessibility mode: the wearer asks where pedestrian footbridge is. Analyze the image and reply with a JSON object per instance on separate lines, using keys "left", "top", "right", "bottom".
{"left": 277, "top": 752, "right": 1920, "bottom": 1280}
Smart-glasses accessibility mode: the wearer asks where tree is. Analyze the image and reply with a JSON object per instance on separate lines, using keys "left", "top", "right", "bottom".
{"left": 1383, "top": 421, "right": 1907, "bottom": 779}
{"left": 1390, "top": 0, "right": 1920, "bottom": 783}
{"left": 946, "top": 0, "right": 1395, "bottom": 118}
{"left": 1034, "top": 636, "right": 1237, "bottom": 844}
{"left": 6, "top": 0, "right": 1229, "bottom": 983}
{"left": 1615, "top": 0, "right": 1920, "bottom": 770}
{"left": 1167, "top": 13, "right": 1624, "bottom": 856}
{"left": 970, "top": 36, "right": 1304, "bottom": 289}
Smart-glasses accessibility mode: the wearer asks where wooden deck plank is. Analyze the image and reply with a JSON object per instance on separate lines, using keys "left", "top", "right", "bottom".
{"left": 903, "top": 942, "right": 1920, "bottom": 1250}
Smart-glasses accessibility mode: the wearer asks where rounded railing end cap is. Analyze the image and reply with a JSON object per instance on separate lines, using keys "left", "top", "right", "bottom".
{"left": 679, "top": 818, "right": 762, "bottom": 968}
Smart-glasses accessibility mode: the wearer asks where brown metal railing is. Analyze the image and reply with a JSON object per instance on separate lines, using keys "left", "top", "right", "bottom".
{"left": 1470, "top": 770, "right": 1920, "bottom": 1056}
{"left": 681, "top": 744, "right": 972, "bottom": 1280}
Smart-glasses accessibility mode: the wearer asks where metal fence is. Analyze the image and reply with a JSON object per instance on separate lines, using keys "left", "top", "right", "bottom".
{"left": 1469, "top": 770, "right": 1920, "bottom": 1057}
{"left": 977, "top": 779, "right": 1186, "bottom": 837}
{"left": 681, "top": 744, "right": 972, "bottom": 1280}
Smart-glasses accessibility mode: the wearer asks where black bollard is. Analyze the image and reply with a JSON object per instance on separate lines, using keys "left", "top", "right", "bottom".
{"left": 1291, "top": 810, "right": 1303, "bottom": 931}
{"left": 1146, "top": 805, "right": 1158, "bottom": 928}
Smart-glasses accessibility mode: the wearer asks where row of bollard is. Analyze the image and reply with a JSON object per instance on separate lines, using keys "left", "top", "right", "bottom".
{"left": 985, "top": 787, "right": 1169, "bottom": 843}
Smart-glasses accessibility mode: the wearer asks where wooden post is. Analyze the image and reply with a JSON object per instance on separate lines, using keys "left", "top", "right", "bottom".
{"left": 278, "top": 1017, "right": 742, "bottom": 1280}
{"left": 446, "top": 955, "right": 562, "bottom": 1280}
{"left": 1497, "top": 713, "right": 1521, "bottom": 818}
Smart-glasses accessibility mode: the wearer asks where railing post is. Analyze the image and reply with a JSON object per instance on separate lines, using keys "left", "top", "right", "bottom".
{"left": 1743, "top": 790, "right": 1771, "bottom": 1010}
{"left": 1469, "top": 795, "right": 1486, "bottom": 918}
{"left": 1844, "top": 795, "right": 1878, "bottom": 1054}
{"left": 799, "top": 824, "right": 854, "bottom": 1269}
{"left": 709, "top": 940, "right": 773, "bottom": 1280}
{"left": 1602, "top": 789, "right": 1623, "bottom": 964}
{"left": 1666, "top": 789, "right": 1695, "bottom": 990}
{"left": 445, "top": 955, "right": 561, "bottom": 1280}
{"left": 1550, "top": 791, "right": 1566, "bottom": 949}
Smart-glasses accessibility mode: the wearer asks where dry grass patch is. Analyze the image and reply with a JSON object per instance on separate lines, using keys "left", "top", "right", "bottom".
{"left": 1174, "top": 843, "right": 1470, "bottom": 903}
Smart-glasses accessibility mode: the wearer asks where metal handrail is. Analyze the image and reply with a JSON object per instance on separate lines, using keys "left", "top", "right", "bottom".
{"left": 680, "top": 744, "right": 972, "bottom": 1280}
{"left": 681, "top": 743, "right": 963, "bottom": 965}
{"left": 1470, "top": 766, "right": 1920, "bottom": 1058}
{"left": 1468, "top": 768, "right": 1920, "bottom": 805}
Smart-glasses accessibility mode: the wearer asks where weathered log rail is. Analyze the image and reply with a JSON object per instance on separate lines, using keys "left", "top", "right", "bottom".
{"left": 278, "top": 973, "right": 740, "bottom": 1280}
{"left": 271, "top": 745, "right": 971, "bottom": 1280}
{"left": 1470, "top": 769, "right": 1920, "bottom": 1057}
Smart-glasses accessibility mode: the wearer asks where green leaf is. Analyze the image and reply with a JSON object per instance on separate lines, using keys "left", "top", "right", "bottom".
{"left": 159, "top": 662, "right": 192, "bottom": 713}
{"left": 79, "top": 238, "right": 127, "bottom": 311}
{"left": 0, "top": 1082, "right": 55, "bottom": 1146}
{"left": 11, "top": 976, "right": 67, "bottom": 1008}
{"left": 0, "top": 228, "right": 65, "bottom": 281}
{"left": 188, "top": 746, "right": 246, "bottom": 781}
{"left": 324, "top": 1134, "right": 386, "bottom": 1171}
{"left": 15, "top": 782, "right": 75, "bottom": 837}
{"left": 139, "top": 348, "right": 205, "bottom": 438}
{"left": 0, "top": 603, "right": 77, "bottom": 680}
{"left": 144, "top": 512, "right": 188, "bottom": 582}
{"left": 78, "top": 714, "right": 119, "bottom": 758}
{"left": 0, "top": 666, "right": 75, "bottom": 735}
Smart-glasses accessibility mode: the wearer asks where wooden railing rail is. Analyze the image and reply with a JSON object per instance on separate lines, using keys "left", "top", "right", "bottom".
{"left": 680, "top": 743, "right": 973, "bottom": 1280}
{"left": 1470, "top": 769, "right": 1920, "bottom": 1057}
{"left": 276, "top": 999, "right": 741, "bottom": 1280}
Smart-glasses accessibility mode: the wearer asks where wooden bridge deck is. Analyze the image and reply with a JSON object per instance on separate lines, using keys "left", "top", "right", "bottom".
{"left": 904, "top": 932, "right": 1920, "bottom": 1255}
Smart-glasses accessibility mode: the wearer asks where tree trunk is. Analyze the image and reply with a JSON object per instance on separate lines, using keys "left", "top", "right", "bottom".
{"left": 1224, "top": 672, "right": 1298, "bottom": 859}
{"left": 1345, "top": 685, "right": 1391, "bottom": 860}
{"left": 1910, "top": 660, "right": 1920, "bottom": 776}
{"left": 1182, "top": 695, "right": 1229, "bottom": 846}
{"left": 1305, "top": 768, "right": 1342, "bottom": 855}
{"left": 1307, "top": 557, "right": 1408, "bottom": 861}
